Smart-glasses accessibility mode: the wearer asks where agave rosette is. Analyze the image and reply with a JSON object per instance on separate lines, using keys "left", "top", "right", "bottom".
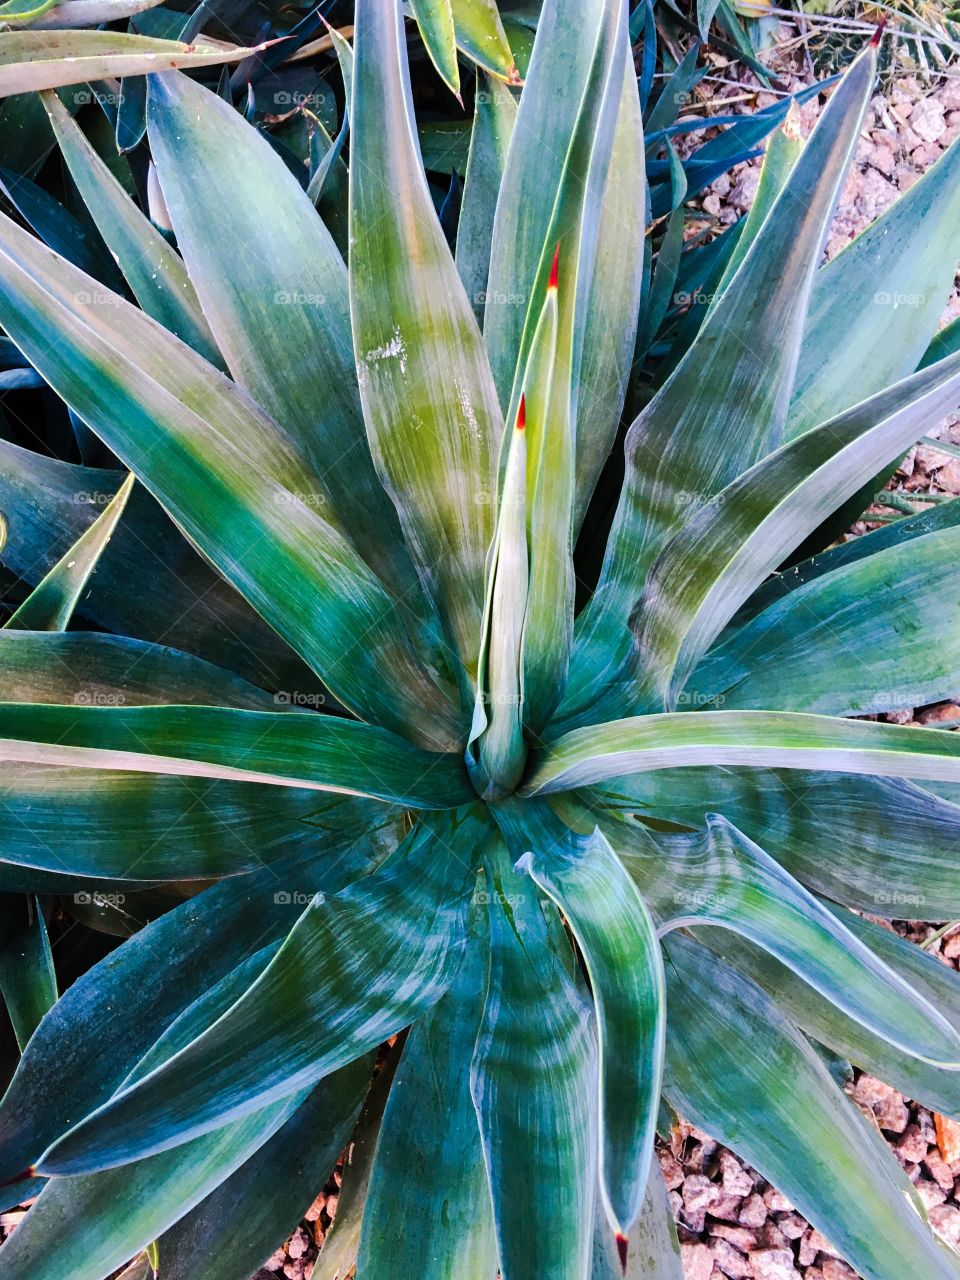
{"left": 0, "top": 2, "right": 960, "bottom": 1278}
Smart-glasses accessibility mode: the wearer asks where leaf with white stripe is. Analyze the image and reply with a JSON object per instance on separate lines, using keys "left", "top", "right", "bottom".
{"left": 37, "top": 809, "right": 485, "bottom": 1175}
{"left": 471, "top": 843, "right": 598, "bottom": 1280}
{"left": 497, "top": 800, "right": 664, "bottom": 1236}
{"left": 350, "top": 0, "right": 503, "bottom": 690}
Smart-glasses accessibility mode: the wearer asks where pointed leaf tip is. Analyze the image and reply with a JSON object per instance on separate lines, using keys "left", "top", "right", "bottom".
{"left": 548, "top": 242, "right": 560, "bottom": 292}
{"left": 516, "top": 392, "right": 527, "bottom": 431}
{"left": 616, "top": 1232, "right": 628, "bottom": 1273}
{"left": 870, "top": 16, "right": 886, "bottom": 44}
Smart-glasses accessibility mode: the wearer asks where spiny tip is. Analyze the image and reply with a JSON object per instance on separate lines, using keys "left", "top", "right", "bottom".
{"left": 869, "top": 15, "right": 886, "bottom": 45}
{"left": 548, "top": 242, "right": 560, "bottom": 292}
{"left": 516, "top": 393, "right": 526, "bottom": 432}
{"left": 454, "top": 91, "right": 465, "bottom": 110}
{"left": 0, "top": 1167, "right": 35, "bottom": 1190}
{"left": 615, "top": 1233, "right": 629, "bottom": 1274}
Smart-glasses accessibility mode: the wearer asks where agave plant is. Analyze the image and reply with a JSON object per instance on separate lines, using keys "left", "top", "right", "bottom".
{"left": 3, "top": 1, "right": 960, "bottom": 1277}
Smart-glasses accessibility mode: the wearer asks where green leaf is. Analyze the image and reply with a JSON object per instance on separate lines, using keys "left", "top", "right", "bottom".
{"left": 38, "top": 810, "right": 485, "bottom": 1175}
{"left": 498, "top": 801, "right": 664, "bottom": 1234}
{"left": 591, "top": 807, "right": 960, "bottom": 1066}
{"left": 0, "top": 30, "right": 261, "bottom": 95}
{"left": 0, "top": 702, "right": 473, "bottom": 808}
{"left": 0, "top": 0, "right": 59, "bottom": 23}
{"left": 5, "top": 472, "right": 133, "bottom": 632}
{"left": 572, "top": 59, "right": 645, "bottom": 529}
{"left": 351, "top": 0, "right": 502, "bottom": 691}
{"left": 592, "top": 1162, "right": 683, "bottom": 1278}
{"left": 0, "top": 210, "right": 460, "bottom": 746}
{"left": 692, "top": 525, "right": 960, "bottom": 715}
{"left": 0, "top": 896, "right": 56, "bottom": 1051}
{"left": 0, "top": 165, "right": 124, "bottom": 288}
{"left": 313, "top": 1043, "right": 403, "bottom": 1280}
{"left": 0, "top": 438, "right": 318, "bottom": 693}
{"left": 519, "top": 255, "right": 574, "bottom": 733}
{"left": 471, "top": 843, "right": 598, "bottom": 1280}
{"left": 586, "top": 767, "right": 960, "bottom": 918}
{"left": 410, "top": 0, "right": 460, "bottom": 96}
{"left": 0, "top": 630, "right": 276, "bottom": 711}
{"left": 146, "top": 72, "right": 433, "bottom": 631}
{"left": 0, "top": 1094, "right": 308, "bottom": 1280}
{"left": 450, "top": 0, "right": 516, "bottom": 81}
{"left": 357, "top": 912, "right": 497, "bottom": 1278}
{"left": 471, "top": 399, "right": 528, "bottom": 797}
{"left": 525, "top": 709, "right": 960, "bottom": 794}
{"left": 789, "top": 135, "right": 960, "bottom": 438}
{"left": 456, "top": 73, "right": 516, "bottom": 324}
{"left": 18, "top": 0, "right": 166, "bottom": 27}
{"left": 41, "top": 90, "right": 219, "bottom": 362}
{"left": 563, "top": 44, "right": 877, "bottom": 719}
{"left": 697, "top": 914, "right": 960, "bottom": 1120}
{"left": 158, "top": 1060, "right": 373, "bottom": 1280}
{"left": 0, "top": 832, "right": 384, "bottom": 1180}
{"left": 708, "top": 110, "right": 802, "bottom": 303}
{"left": 634, "top": 345, "right": 960, "bottom": 711}
{"left": 730, "top": 490, "right": 960, "bottom": 626}
{"left": 662, "top": 933, "right": 960, "bottom": 1280}
{"left": 0, "top": 633, "right": 382, "bottom": 882}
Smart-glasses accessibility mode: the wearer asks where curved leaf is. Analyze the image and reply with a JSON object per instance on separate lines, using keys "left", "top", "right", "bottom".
{"left": 0, "top": 211, "right": 460, "bottom": 746}
{"left": 693, "top": 525, "right": 960, "bottom": 715}
{"left": 451, "top": 0, "right": 516, "bottom": 81}
{"left": 586, "top": 766, "right": 960, "bottom": 918}
{"left": 38, "top": 809, "right": 485, "bottom": 1175}
{"left": 158, "top": 1059, "right": 373, "bottom": 1280}
{"left": 5, "top": 473, "right": 133, "bottom": 632}
{"left": 411, "top": 0, "right": 460, "bottom": 96}
{"left": 0, "top": 702, "right": 473, "bottom": 808}
{"left": 357, "top": 911, "right": 497, "bottom": 1278}
{"left": 471, "top": 845, "right": 598, "bottom": 1280}
{"left": 593, "top": 807, "right": 960, "bottom": 1066}
{"left": 146, "top": 71, "right": 434, "bottom": 633}
{"left": 662, "top": 933, "right": 960, "bottom": 1280}
{"left": 0, "top": 1094, "right": 307, "bottom": 1280}
{"left": 497, "top": 799, "right": 663, "bottom": 1235}
{"left": 0, "top": 825, "right": 388, "bottom": 1182}
{"left": 635, "top": 344, "right": 960, "bottom": 711}
{"left": 526, "top": 710, "right": 960, "bottom": 795}
{"left": 563, "top": 44, "right": 877, "bottom": 719}
{"left": 698, "top": 915, "right": 960, "bottom": 1120}
{"left": 41, "top": 90, "right": 219, "bottom": 362}
{"left": 0, "top": 30, "right": 260, "bottom": 95}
